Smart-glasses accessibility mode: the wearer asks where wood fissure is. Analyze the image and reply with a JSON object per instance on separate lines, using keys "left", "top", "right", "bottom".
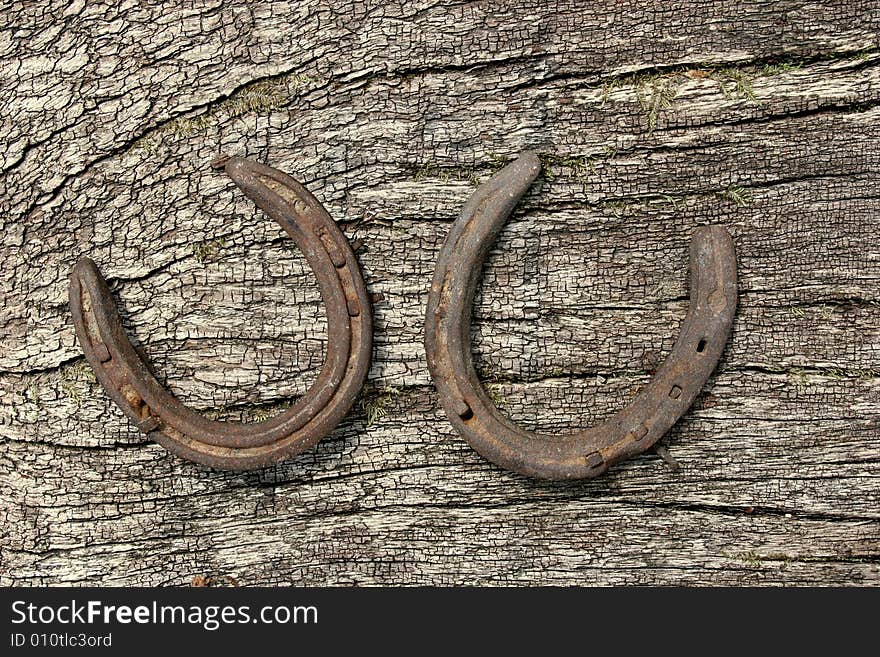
{"left": 1, "top": 0, "right": 878, "bottom": 585}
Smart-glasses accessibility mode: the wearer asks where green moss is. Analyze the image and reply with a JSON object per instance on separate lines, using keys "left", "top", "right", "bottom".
{"left": 711, "top": 68, "right": 758, "bottom": 102}
{"left": 731, "top": 551, "right": 762, "bottom": 566}
{"left": 486, "top": 152, "right": 512, "bottom": 174}
{"left": 60, "top": 361, "right": 97, "bottom": 403}
{"left": 539, "top": 147, "right": 616, "bottom": 184}
{"left": 483, "top": 382, "right": 508, "bottom": 409}
{"left": 225, "top": 80, "right": 288, "bottom": 117}
{"left": 200, "top": 399, "right": 293, "bottom": 422}
{"left": 599, "top": 48, "right": 877, "bottom": 133}
{"left": 247, "top": 407, "right": 273, "bottom": 423}
{"left": 603, "top": 193, "right": 683, "bottom": 218}
{"left": 25, "top": 382, "right": 42, "bottom": 407}
{"left": 718, "top": 185, "right": 751, "bottom": 207}
{"left": 761, "top": 364, "right": 877, "bottom": 385}
{"left": 242, "top": 399, "right": 293, "bottom": 423}
{"left": 640, "top": 77, "right": 680, "bottom": 131}
{"left": 360, "top": 385, "right": 401, "bottom": 427}
{"left": 650, "top": 194, "right": 684, "bottom": 211}
{"left": 788, "top": 367, "right": 810, "bottom": 387}
{"left": 170, "top": 114, "right": 216, "bottom": 139}
{"left": 601, "top": 70, "right": 685, "bottom": 132}
{"left": 817, "top": 304, "right": 834, "bottom": 320}
{"left": 824, "top": 367, "right": 848, "bottom": 381}
{"left": 203, "top": 404, "right": 230, "bottom": 420}
{"left": 603, "top": 199, "right": 638, "bottom": 218}
{"left": 539, "top": 153, "right": 592, "bottom": 183}
{"left": 134, "top": 73, "right": 319, "bottom": 153}
{"left": 410, "top": 162, "right": 480, "bottom": 186}
{"left": 815, "top": 366, "right": 880, "bottom": 381}
{"left": 726, "top": 550, "right": 793, "bottom": 566}
{"left": 762, "top": 61, "right": 803, "bottom": 76}
{"left": 191, "top": 238, "right": 225, "bottom": 263}
{"left": 858, "top": 367, "right": 880, "bottom": 380}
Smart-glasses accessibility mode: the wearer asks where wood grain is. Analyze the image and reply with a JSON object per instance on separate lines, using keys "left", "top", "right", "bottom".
{"left": 1, "top": 1, "right": 878, "bottom": 585}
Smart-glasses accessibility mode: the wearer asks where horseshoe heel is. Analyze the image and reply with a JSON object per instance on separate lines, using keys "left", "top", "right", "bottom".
{"left": 424, "top": 151, "right": 737, "bottom": 480}
{"left": 70, "top": 157, "right": 372, "bottom": 471}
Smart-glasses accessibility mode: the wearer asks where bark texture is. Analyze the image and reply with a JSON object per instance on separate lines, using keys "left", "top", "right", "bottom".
{"left": 1, "top": 1, "right": 878, "bottom": 585}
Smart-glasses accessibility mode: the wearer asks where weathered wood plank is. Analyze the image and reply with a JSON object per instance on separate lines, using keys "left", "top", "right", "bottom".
{"left": 1, "top": 1, "right": 878, "bottom": 586}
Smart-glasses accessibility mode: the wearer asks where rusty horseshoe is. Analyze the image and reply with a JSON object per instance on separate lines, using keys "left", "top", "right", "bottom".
{"left": 424, "top": 151, "right": 737, "bottom": 480}
{"left": 69, "top": 156, "right": 372, "bottom": 471}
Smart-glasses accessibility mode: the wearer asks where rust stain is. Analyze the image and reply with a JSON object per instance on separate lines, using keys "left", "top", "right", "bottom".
{"left": 424, "top": 151, "right": 738, "bottom": 480}
{"left": 69, "top": 157, "right": 372, "bottom": 471}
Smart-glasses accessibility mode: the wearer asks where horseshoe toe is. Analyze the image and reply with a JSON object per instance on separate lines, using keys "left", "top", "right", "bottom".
{"left": 70, "top": 157, "right": 372, "bottom": 471}
{"left": 424, "top": 151, "right": 737, "bottom": 480}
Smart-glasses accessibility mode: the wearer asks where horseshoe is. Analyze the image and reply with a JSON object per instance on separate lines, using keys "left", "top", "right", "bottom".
{"left": 424, "top": 151, "right": 737, "bottom": 480}
{"left": 69, "top": 156, "right": 372, "bottom": 471}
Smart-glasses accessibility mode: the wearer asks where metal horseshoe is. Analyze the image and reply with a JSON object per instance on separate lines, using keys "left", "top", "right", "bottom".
{"left": 69, "top": 156, "right": 372, "bottom": 471}
{"left": 424, "top": 151, "right": 737, "bottom": 480}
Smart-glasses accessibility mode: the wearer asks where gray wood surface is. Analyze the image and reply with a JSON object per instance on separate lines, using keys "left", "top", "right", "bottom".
{"left": 1, "top": 1, "right": 878, "bottom": 586}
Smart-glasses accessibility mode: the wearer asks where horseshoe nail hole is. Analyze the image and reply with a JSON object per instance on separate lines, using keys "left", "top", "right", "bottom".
{"left": 696, "top": 338, "right": 707, "bottom": 353}
{"left": 454, "top": 399, "right": 474, "bottom": 421}
{"left": 669, "top": 385, "right": 682, "bottom": 400}
{"left": 210, "top": 154, "right": 231, "bottom": 169}
{"left": 136, "top": 416, "right": 161, "bottom": 433}
{"left": 585, "top": 452, "right": 603, "bottom": 468}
